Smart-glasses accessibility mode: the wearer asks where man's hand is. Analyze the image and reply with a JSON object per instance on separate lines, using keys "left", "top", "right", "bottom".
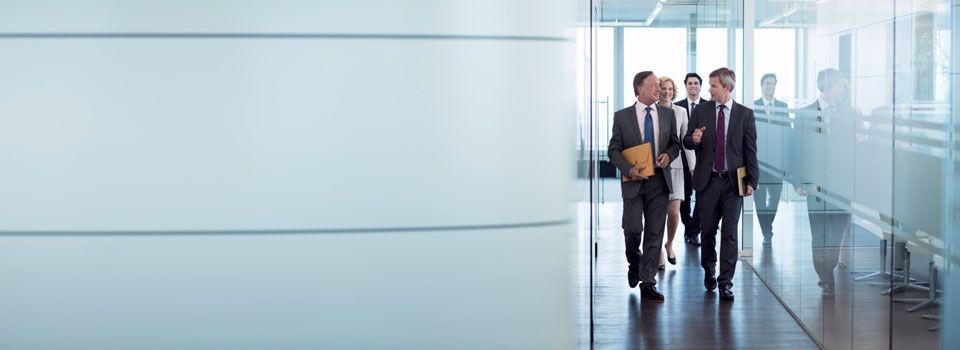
{"left": 691, "top": 127, "right": 706, "bottom": 144}
{"left": 744, "top": 185, "right": 754, "bottom": 197}
{"left": 628, "top": 165, "right": 649, "bottom": 181}
{"left": 657, "top": 153, "right": 670, "bottom": 168}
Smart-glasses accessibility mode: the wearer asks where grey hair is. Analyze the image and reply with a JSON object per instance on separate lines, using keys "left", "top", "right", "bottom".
{"left": 709, "top": 67, "right": 736, "bottom": 91}
{"left": 816, "top": 68, "right": 844, "bottom": 92}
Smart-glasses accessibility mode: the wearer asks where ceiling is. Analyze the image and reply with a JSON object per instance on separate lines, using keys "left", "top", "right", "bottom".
{"left": 587, "top": 0, "right": 817, "bottom": 28}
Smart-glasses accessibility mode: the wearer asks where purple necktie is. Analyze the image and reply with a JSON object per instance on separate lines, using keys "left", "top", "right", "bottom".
{"left": 714, "top": 105, "right": 726, "bottom": 172}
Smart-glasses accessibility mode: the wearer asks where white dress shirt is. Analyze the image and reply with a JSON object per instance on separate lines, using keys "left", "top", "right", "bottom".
{"left": 761, "top": 97, "right": 775, "bottom": 114}
{"left": 817, "top": 96, "right": 831, "bottom": 111}
{"left": 687, "top": 97, "right": 703, "bottom": 112}
{"left": 635, "top": 100, "right": 661, "bottom": 152}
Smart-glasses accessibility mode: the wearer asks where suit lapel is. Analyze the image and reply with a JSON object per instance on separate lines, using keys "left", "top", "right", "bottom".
{"left": 625, "top": 105, "right": 641, "bottom": 145}
{"left": 656, "top": 104, "right": 672, "bottom": 154}
{"left": 704, "top": 101, "right": 717, "bottom": 148}
{"left": 726, "top": 103, "right": 738, "bottom": 144}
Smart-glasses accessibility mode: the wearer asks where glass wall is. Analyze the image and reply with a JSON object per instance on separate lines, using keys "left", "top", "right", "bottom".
{"left": 583, "top": 1, "right": 744, "bottom": 347}
{"left": 575, "top": 1, "right": 601, "bottom": 348}
{"left": 579, "top": 0, "right": 959, "bottom": 348}
{"left": 746, "top": 0, "right": 957, "bottom": 348}
{"left": 622, "top": 27, "right": 688, "bottom": 107}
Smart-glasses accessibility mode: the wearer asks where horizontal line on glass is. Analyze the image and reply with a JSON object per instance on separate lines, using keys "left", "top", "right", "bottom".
{"left": 0, "top": 32, "right": 570, "bottom": 42}
{"left": 0, "top": 220, "right": 570, "bottom": 236}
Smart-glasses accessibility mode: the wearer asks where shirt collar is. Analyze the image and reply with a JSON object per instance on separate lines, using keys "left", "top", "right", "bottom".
{"left": 716, "top": 99, "right": 734, "bottom": 111}
{"left": 762, "top": 97, "right": 775, "bottom": 106}
{"left": 636, "top": 100, "right": 655, "bottom": 112}
{"left": 817, "top": 96, "right": 830, "bottom": 111}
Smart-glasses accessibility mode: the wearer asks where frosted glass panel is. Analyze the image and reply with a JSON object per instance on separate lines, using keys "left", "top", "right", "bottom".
{"left": 0, "top": 39, "right": 573, "bottom": 231}
{"left": 0, "top": 226, "right": 572, "bottom": 349}
{"left": 0, "top": 0, "right": 575, "bottom": 38}
{"left": 0, "top": 1, "right": 576, "bottom": 349}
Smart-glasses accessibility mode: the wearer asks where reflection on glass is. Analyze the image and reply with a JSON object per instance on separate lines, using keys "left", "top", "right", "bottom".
{"left": 752, "top": 73, "right": 786, "bottom": 249}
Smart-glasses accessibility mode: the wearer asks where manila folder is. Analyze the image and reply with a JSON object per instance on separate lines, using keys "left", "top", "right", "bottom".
{"left": 620, "top": 143, "right": 655, "bottom": 182}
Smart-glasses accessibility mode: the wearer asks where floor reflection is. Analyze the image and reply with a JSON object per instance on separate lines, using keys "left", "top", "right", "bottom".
{"left": 576, "top": 178, "right": 942, "bottom": 349}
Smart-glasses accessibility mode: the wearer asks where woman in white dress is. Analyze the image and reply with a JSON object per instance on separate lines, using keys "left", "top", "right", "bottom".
{"left": 658, "top": 76, "right": 697, "bottom": 269}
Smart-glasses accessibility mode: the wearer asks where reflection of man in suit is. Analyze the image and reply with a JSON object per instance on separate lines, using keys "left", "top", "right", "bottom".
{"left": 674, "top": 73, "right": 706, "bottom": 246}
{"left": 683, "top": 67, "right": 758, "bottom": 301}
{"left": 752, "top": 73, "right": 788, "bottom": 247}
{"left": 796, "top": 68, "right": 852, "bottom": 296}
{"left": 608, "top": 71, "right": 681, "bottom": 301}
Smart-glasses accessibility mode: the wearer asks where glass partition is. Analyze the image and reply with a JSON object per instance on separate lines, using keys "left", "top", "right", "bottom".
{"left": 747, "top": 0, "right": 955, "bottom": 348}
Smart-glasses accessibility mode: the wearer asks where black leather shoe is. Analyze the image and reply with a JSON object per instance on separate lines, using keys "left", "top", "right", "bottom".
{"left": 639, "top": 284, "right": 665, "bottom": 301}
{"left": 658, "top": 264, "right": 666, "bottom": 271}
{"left": 627, "top": 265, "right": 640, "bottom": 288}
{"left": 686, "top": 237, "right": 701, "bottom": 246}
{"left": 667, "top": 254, "right": 677, "bottom": 265}
{"left": 719, "top": 288, "right": 734, "bottom": 301}
{"left": 704, "top": 273, "right": 717, "bottom": 291}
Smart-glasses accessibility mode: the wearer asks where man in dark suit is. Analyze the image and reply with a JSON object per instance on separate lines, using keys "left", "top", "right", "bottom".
{"left": 683, "top": 67, "right": 758, "bottom": 301}
{"left": 793, "top": 68, "right": 853, "bottom": 297}
{"left": 674, "top": 73, "right": 706, "bottom": 246}
{"left": 752, "top": 73, "right": 788, "bottom": 247}
{"left": 608, "top": 71, "right": 682, "bottom": 301}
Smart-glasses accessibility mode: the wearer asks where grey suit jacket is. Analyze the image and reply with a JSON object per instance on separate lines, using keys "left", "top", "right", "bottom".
{"left": 608, "top": 103, "right": 681, "bottom": 199}
{"left": 753, "top": 98, "right": 788, "bottom": 117}
{"left": 682, "top": 100, "right": 759, "bottom": 193}
{"left": 795, "top": 100, "right": 854, "bottom": 213}
{"left": 753, "top": 98, "right": 789, "bottom": 183}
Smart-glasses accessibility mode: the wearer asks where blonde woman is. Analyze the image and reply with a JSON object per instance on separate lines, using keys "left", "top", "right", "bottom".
{"left": 658, "top": 76, "right": 697, "bottom": 269}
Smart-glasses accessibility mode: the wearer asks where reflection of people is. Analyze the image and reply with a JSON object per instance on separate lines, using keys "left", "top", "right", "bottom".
{"left": 752, "top": 73, "right": 787, "bottom": 247}
{"left": 675, "top": 73, "right": 706, "bottom": 246}
{"left": 683, "top": 67, "right": 758, "bottom": 301}
{"left": 608, "top": 71, "right": 681, "bottom": 301}
{"left": 796, "top": 68, "right": 852, "bottom": 297}
{"left": 657, "top": 76, "right": 697, "bottom": 269}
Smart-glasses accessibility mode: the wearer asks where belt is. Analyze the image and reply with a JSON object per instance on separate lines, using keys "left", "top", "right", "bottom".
{"left": 711, "top": 171, "right": 729, "bottom": 178}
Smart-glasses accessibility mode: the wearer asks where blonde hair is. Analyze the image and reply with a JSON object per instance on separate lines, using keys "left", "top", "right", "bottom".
{"left": 659, "top": 76, "right": 676, "bottom": 90}
{"left": 658, "top": 76, "right": 676, "bottom": 103}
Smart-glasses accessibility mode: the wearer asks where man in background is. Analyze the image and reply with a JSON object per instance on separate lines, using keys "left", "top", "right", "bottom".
{"left": 752, "top": 73, "right": 788, "bottom": 247}
{"left": 675, "top": 73, "right": 706, "bottom": 246}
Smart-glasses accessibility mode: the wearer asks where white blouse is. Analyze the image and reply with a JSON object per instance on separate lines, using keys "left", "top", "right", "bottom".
{"left": 670, "top": 105, "right": 697, "bottom": 171}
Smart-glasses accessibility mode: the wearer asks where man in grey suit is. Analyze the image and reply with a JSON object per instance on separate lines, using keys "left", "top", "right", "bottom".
{"left": 608, "top": 71, "right": 681, "bottom": 301}
{"left": 683, "top": 67, "right": 758, "bottom": 301}
{"left": 753, "top": 73, "right": 788, "bottom": 246}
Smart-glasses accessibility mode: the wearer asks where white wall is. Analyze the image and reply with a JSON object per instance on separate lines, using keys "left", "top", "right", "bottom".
{"left": 0, "top": 1, "right": 576, "bottom": 348}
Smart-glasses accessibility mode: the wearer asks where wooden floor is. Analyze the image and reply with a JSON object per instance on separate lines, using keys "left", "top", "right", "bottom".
{"left": 745, "top": 202, "right": 942, "bottom": 350}
{"left": 572, "top": 179, "right": 942, "bottom": 350}
{"left": 572, "top": 201, "right": 818, "bottom": 350}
